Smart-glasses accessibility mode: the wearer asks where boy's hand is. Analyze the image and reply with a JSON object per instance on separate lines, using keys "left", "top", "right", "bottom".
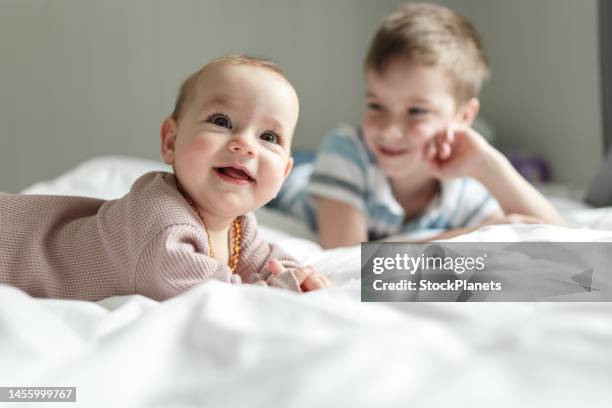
{"left": 423, "top": 125, "right": 565, "bottom": 227}
{"left": 268, "top": 258, "right": 335, "bottom": 292}
{"left": 425, "top": 124, "right": 494, "bottom": 180}
{"left": 481, "top": 213, "right": 544, "bottom": 226}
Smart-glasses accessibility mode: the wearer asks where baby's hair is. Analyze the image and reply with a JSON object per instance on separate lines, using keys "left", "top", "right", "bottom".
{"left": 365, "top": 2, "right": 489, "bottom": 103}
{"left": 171, "top": 55, "right": 286, "bottom": 121}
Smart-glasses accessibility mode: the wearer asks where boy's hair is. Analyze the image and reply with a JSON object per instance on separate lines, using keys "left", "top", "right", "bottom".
{"left": 171, "top": 55, "right": 285, "bottom": 121}
{"left": 365, "top": 2, "right": 489, "bottom": 103}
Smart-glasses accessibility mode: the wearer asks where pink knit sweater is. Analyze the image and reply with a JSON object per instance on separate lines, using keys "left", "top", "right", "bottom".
{"left": 0, "top": 172, "right": 301, "bottom": 301}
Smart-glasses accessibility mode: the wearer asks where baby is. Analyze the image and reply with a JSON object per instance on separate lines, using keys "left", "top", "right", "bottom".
{"left": 0, "top": 55, "right": 333, "bottom": 301}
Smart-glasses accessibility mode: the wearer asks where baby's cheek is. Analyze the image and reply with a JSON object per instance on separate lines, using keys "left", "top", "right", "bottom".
{"left": 190, "top": 136, "right": 214, "bottom": 151}
{"left": 179, "top": 137, "right": 212, "bottom": 161}
{"left": 259, "top": 160, "right": 286, "bottom": 196}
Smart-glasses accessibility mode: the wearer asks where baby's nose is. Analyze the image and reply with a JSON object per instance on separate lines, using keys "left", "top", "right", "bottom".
{"left": 228, "top": 138, "right": 256, "bottom": 157}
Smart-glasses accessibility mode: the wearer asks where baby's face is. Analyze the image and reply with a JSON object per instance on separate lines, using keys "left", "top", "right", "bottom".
{"left": 363, "top": 59, "right": 465, "bottom": 181}
{"left": 162, "top": 64, "right": 298, "bottom": 219}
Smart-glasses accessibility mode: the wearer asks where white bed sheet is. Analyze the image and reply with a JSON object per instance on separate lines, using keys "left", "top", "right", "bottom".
{"left": 2, "top": 156, "right": 612, "bottom": 407}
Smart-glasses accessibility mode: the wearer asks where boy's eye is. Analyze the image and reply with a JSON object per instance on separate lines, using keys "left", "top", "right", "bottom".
{"left": 367, "top": 102, "right": 383, "bottom": 111}
{"left": 259, "top": 131, "right": 280, "bottom": 145}
{"left": 207, "top": 113, "right": 233, "bottom": 129}
{"left": 409, "top": 107, "right": 428, "bottom": 115}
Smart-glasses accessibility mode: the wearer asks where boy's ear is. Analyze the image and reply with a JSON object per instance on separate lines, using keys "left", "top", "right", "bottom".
{"left": 458, "top": 98, "right": 480, "bottom": 126}
{"left": 160, "top": 117, "right": 178, "bottom": 164}
{"left": 283, "top": 157, "right": 294, "bottom": 179}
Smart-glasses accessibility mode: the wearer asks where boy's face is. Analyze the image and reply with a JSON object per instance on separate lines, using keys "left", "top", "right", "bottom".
{"left": 363, "top": 59, "right": 471, "bottom": 181}
{"left": 161, "top": 64, "right": 298, "bottom": 219}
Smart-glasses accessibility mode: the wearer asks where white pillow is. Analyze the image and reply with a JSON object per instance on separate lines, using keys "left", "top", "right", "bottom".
{"left": 20, "top": 156, "right": 171, "bottom": 199}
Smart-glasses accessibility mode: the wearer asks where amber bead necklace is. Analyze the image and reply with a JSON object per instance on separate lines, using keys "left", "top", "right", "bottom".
{"left": 176, "top": 180, "right": 241, "bottom": 272}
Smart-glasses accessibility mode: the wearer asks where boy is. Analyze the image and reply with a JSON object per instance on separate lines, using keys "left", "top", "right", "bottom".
{"left": 0, "top": 55, "right": 333, "bottom": 301}
{"left": 271, "top": 3, "right": 564, "bottom": 248}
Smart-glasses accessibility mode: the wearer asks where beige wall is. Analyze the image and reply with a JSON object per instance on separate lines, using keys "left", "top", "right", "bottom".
{"left": 0, "top": 0, "right": 605, "bottom": 191}
{"left": 390, "top": 0, "right": 603, "bottom": 186}
{"left": 0, "top": 0, "right": 397, "bottom": 192}
{"left": 461, "top": 0, "right": 603, "bottom": 186}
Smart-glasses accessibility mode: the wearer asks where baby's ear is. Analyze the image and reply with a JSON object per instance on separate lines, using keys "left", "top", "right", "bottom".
{"left": 160, "top": 117, "right": 178, "bottom": 164}
{"left": 283, "top": 156, "right": 294, "bottom": 179}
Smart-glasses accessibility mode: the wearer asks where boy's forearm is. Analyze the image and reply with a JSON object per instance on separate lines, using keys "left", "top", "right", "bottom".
{"left": 473, "top": 147, "right": 565, "bottom": 225}
{"left": 316, "top": 198, "right": 368, "bottom": 249}
{"left": 405, "top": 226, "right": 481, "bottom": 242}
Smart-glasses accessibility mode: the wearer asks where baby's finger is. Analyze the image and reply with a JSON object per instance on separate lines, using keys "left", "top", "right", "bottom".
{"left": 319, "top": 274, "right": 335, "bottom": 288}
{"left": 292, "top": 267, "right": 314, "bottom": 285}
{"left": 301, "top": 274, "right": 325, "bottom": 291}
{"left": 268, "top": 258, "right": 286, "bottom": 275}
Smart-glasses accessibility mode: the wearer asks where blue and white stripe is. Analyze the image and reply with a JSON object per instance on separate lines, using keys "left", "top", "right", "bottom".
{"left": 268, "top": 124, "right": 501, "bottom": 239}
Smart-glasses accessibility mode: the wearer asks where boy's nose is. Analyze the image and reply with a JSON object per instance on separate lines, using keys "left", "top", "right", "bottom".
{"left": 380, "top": 123, "right": 404, "bottom": 143}
{"left": 228, "top": 137, "right": 256, "bottom": 158}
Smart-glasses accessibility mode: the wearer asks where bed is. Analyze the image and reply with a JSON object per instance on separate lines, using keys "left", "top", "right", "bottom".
{"left": 2, "top": 156, "right": 611, "bottom": 407}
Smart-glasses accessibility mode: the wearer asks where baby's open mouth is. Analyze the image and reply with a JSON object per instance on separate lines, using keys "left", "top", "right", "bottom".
{"left": 214, "top": 166, "right": 255, "bottom": 183}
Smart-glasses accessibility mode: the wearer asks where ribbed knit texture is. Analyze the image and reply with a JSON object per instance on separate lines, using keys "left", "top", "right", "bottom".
{"left": 0, "top": 172, "right": 300, "bottom": 301}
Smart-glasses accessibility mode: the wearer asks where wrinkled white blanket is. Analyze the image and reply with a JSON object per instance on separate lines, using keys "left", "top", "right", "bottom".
{"left": 1, "top": 224, "right": 612, "bottom": 407}
{"left": 2, "top": 156, "right": 611, "bottom": 407}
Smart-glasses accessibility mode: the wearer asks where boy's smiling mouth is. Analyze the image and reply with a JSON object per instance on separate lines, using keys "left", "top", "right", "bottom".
{"left": 213, "top": 165, "right": 256, "bottom": 185}
{"left": 377, "top": 146, "right": 411, "bottom": 157}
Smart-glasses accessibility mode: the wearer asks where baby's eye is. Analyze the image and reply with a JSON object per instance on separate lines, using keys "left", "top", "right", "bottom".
{"left": 259, "top": 131, "right": 280, "bottom": 145}
{"left": 367, "top": 102, "right": 383, "bottom": 111}
{"left": 207, "top": 113, "right": 233, "bottom": 129}
{"left": 408, "top": 107, "right": 428, "bottom": 115}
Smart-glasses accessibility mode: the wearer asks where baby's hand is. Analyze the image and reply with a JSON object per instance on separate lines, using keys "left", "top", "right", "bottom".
{"left": 425, "top": 124, "right": 494, "bottom": 180}
{"left": 268, "top": 258, "right": 335, "bottom": 292}
{"left": 293, "top": 267, "right": 335, "bottom": 292}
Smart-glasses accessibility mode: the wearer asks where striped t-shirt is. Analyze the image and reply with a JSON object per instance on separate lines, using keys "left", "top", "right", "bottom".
{"left": 270, "top": 124, "right": 501, "bottom": 240}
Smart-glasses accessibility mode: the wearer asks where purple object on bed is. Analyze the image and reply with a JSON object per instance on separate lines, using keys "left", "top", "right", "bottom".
{"left": 506, "top": 152, "right": 551, "bottom": 183}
